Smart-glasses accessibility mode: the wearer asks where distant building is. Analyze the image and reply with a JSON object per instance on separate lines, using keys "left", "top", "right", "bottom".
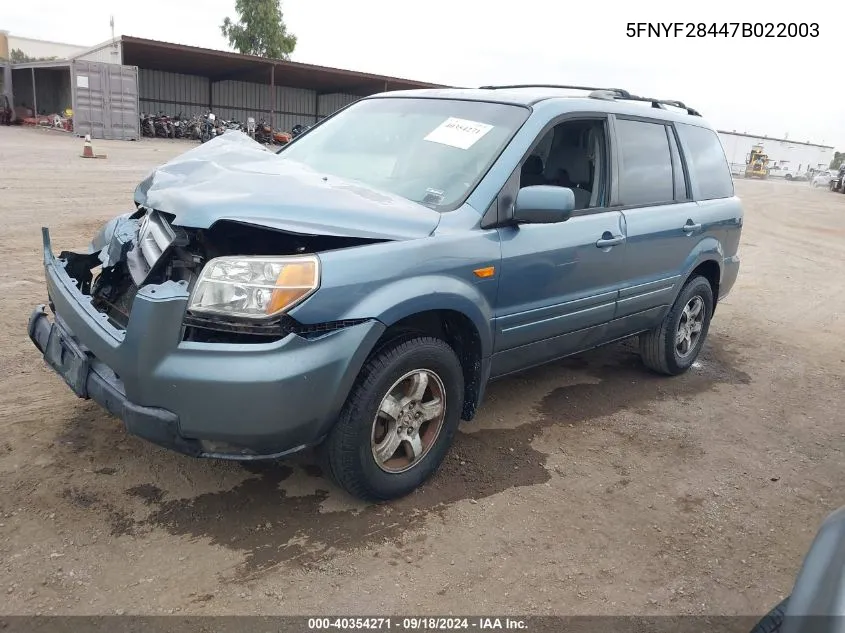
{"left": 2, "top": 32, "right": 90, "bottom": 61}
{"left": 0, "top": 30, "right": 442, "bottom": 140}
{"left": 719, "top": 130, "right": 834, "bottom": 176}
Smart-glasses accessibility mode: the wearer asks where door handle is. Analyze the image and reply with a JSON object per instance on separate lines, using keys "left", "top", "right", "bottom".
{"left": 683, "top": 221, "right": 702, "bottom": 234}
{"left": 596, "top": 235, "right": 625, "bottom": 248}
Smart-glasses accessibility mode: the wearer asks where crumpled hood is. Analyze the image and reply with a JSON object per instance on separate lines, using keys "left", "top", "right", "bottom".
{"left": 132, "top": 131, "right": 441, "bottom": 240}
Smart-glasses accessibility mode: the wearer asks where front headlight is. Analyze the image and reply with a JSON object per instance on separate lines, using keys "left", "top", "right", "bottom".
{"left": 188, "top": 255, "right": 320, "bottom": 319}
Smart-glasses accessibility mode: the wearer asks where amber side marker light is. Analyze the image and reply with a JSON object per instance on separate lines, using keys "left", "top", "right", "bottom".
{"left": 473, "top": 266, "right": 496, "bottom": 278}
{"left": 266, "top": 259, "right": 319, "bottom": 315}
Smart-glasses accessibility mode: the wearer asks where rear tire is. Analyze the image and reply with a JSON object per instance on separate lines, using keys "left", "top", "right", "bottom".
{"left": 322, "top": 337, "right": 464, "bottom": 501}
{"left": 639, "top": 275, "right": 714, "bottom": 376}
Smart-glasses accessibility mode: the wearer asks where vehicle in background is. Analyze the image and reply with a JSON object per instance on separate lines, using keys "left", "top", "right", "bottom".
{"left": 730, "top": 163, "right": 746, "bottom": 178}
{"left": 290, "top": 123, "right": 310, "bottom": 139}
{"left": 750, "top": 505, "right": 845, "bottom": 633}
{"left": 809, "top": 170, "right": 836, "bottom": 188}
{"left": 831, "top": 166, "right": 845, "bottom": 193}
{"left": 273, "top": 129, "right": 292, "bottom": 144}
{"left": 767, "top": 164, "right": 805, "bottom": 181}
{"left": 27, "top": 84, "right": 743, "bottom": 501}
{"left": 140, "top": 112, "right": 156, "bottom": 138}
{"left": 745, "top": 144, "right": 769, "bottom": 179}
{"left": 254, "top": 119, "right": 274, "bottom": 144}
{"left": 200, "top": 111, "right": 216, "bottom": 143}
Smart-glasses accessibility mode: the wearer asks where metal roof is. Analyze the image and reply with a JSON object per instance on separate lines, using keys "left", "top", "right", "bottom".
{"left": 5, "top": 59, "right": 72, "bottom": 70}
{"left": 716, "top": 130, "right": 834, "bottom": 149}
{"left": 119, "top": 36, "right": 447, "bottom": 96}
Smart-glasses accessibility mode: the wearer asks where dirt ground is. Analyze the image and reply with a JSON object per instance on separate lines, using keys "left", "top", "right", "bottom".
{"left": 0, "top": 125, "right": 843, "bottom": 616}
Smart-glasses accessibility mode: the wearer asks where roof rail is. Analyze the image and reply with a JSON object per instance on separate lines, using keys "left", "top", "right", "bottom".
{"left": 655, "top": 99, "right": 701, "bottom": 116}
{"left": 479, "top": 84, "right": 632, "bottom": 98}
{"left": 596, "top": 92, "right": 702, "bottom": 117}
{"left": 477, "top": 83, "right": 701, "bottom": 116}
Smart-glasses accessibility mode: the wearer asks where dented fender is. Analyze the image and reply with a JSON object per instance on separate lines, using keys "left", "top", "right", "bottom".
{"left": 88, "top": 212, "right": 142, "bottom": 268}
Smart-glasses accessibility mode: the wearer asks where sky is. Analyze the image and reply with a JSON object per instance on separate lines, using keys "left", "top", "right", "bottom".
{"left": 4, "top": 0, "right": 842, "bottom": 149}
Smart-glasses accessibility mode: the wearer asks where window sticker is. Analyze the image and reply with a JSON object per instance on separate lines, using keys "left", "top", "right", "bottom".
{"left": 424, "top": 117, "right": 494, "bottom": 150}
{"left": 422, "top": 188, "right": 445, "bottom": 205}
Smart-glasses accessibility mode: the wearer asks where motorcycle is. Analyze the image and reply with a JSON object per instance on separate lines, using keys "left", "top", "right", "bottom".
{"left": 171, "top": 112, "right": 186, "bottom": 139}
{"left": 153, "top": 111, "right": 174, "bottom": 139}
{"left": 200, "top": 111, "right": 217, "bottom": 143}
{"left": 255, "top": 119, "right": 274, "bottom": 145}
{"left": 273, "top": 130, "right": 292, "bottom": 145}
{"left": 140, "top": 113, "right": 156, "bottom": 138}
{"left": 183, "top": 113, "right": 202, "bottom": 141}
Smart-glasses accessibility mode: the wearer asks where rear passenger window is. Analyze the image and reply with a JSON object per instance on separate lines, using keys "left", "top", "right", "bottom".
{"left": 676, "top": 123, "right": 734, "bottom": 200}
{"left": 615, "top": 119, "right": 674, "bottom": 206}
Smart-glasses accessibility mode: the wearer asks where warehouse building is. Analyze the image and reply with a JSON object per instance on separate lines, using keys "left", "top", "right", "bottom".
{"left": 0, "top": 32, "right": 444, "bottom": 140}
{"left": 719, "top": 130, "right": 835, "bottom": 177}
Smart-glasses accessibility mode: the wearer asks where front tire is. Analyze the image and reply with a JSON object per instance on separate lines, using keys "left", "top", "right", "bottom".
{"left": 322, "top": 337, "right": 464, "bottom": 501}
{"left": 639, "top": 275, "right": 714, "bottom": 375}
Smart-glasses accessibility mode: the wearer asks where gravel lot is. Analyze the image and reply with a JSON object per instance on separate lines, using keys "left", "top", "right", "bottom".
{"left": 1, "top": 126, "right": 843, "bottom": 616}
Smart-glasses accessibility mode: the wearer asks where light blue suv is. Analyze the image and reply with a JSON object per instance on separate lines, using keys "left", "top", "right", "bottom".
{"left": 28, "top": 85, "right": 742, "bottom": 501}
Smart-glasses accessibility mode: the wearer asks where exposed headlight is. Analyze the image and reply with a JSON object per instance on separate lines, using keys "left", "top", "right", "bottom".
{"left": 188, "top": 255, "right": 320, "bottom": 319}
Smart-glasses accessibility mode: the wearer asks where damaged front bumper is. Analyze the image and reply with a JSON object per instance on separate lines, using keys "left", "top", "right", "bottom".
{"left": 29, "top": 305, "right": 199, "bottom": 455}
{"left": 29, "top": 228, "right": 386, "bottom": 459}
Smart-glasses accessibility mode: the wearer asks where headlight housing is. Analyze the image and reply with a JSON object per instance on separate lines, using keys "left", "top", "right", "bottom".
{"left": 188, "top": 255, "right": 320, "bottom": 319}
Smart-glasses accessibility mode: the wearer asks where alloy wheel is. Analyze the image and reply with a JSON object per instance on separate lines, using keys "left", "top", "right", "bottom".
{"left": 370, "top": 369, "right": 447, "bottom": 474}
{"left": 676, "top": 296, "right": 705, "bottom": 358}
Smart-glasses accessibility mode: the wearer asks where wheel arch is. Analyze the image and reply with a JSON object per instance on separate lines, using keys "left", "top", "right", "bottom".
{"left": 298, "top": 274, "right": 496, "bottom": 428}
{"left": 677, "top": 239, "right": 724, "bottom": 313}
{"left": 372, "top": 308, "right": 489, "bottom": 422}
{"left": 688, "top": 259, "right": 722, "bottom": 312}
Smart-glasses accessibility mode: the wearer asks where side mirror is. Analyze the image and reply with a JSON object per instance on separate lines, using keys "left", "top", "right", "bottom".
{"left": 512, "top": 186, "right": 575, "bottom": 224}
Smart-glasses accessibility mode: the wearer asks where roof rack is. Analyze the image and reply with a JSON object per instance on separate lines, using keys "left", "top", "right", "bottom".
{"left": 621, "top": 95, "right": 702, "bottom": 117}
{"left": 479, "top": 84, "right": 632, "bottom": 98}
{"left": 477, "top": 83, "right": 700, "bottom": 117}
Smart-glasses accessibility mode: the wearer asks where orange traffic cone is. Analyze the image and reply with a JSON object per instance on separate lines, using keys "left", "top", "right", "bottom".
{"left": 81, "top": 135, "right": 94, "bottom": 158}
{"left": 80, "top": 135, "right": 106, "bottom": 159}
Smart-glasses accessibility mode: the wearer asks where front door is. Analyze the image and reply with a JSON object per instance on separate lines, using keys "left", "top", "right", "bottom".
{"left": 491, "top": 117, "right": 627, "bottom": 377}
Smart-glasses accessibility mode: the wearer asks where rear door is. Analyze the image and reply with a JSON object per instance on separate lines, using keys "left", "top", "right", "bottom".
{"left": 610, "top": 116, "right": 702, "bottom": 332}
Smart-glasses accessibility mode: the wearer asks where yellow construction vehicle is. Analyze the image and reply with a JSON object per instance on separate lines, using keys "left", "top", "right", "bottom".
{"left": 745, "top": 144, "right": 769, "bottom": 179}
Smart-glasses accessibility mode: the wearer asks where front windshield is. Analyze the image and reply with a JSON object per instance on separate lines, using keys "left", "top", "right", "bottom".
{"left": 277, "top": 97, "right": 529, "bottom": 210}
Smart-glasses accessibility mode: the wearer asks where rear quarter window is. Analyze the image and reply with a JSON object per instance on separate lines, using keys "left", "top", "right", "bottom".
{"left": 676, "top": 123, "right": 734, "bottom": 200}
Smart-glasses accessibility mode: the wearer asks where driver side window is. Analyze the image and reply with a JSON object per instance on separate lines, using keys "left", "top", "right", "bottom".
{"left": 518, "top": 119, "right": 607, "bottom": 211}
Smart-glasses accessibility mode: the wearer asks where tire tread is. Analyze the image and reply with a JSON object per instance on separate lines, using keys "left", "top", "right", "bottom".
{"left": 749, "top": 597, "right": 789, "bottom": 633}
{"left": 639, "top": 275, "right": 713, "bottom": 376}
